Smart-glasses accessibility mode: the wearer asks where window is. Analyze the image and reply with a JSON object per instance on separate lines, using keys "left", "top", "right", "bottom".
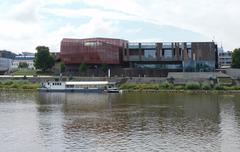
{"left": 164, "top": 49, "right": 173, "bottom": 58}
{"left": 188, "top": 49, "right": 192, "bottom": 58}
{"left": 179, "top": 49, "right": 182, "bottom": 56}
{"left": 84, "top": 41, "right": 102, "bottom": 47}
{"left": 144, "top": 50, "right": 156, "bottom": 59}
{"left": 124, "top": 49, "right": 127, "bottom": 56}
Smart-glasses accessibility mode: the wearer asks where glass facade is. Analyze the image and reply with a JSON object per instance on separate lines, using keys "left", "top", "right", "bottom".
{"left": 144, "top": 49, "right": 156, "bottom": 59}
{"left": 164, "top": 49, "right": 173, "bottom": 58}
{"left": 134, "top": 63, "right": 182, "bottom": 69}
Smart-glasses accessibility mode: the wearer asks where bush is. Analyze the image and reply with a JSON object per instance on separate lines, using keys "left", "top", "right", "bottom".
{"left": 139, "top": 84, "right": 159, "bottom": 90}
{"left": 10, "top": 83, "right": 20, "bottom": 89}
{"left": 54, "top": 77, "right": 59, "bottom": 81}
{"left": 185, "top": 82, "right": 201, "bottom": 90}
{"left": 0, "top": 80, "right": 39, "bottom": 90}
{"left": 159, "top": 82, "right": 174, "bottom": 90}
{"left": 233, "top": 86, "right": 240, "bottom": 90}
{"left": 218, "top": 77, "right": 232, "bottom": 85}
{"left": 21, "top": 84, "right": 39, "bottom": 89}
{"left": 201, "top": 83, "right": 211, "bottom": 90}
{"left": 121, "top": 83, "right": 159, "bottom": 90}
{"left": 120, "top": 83, "right": 137, "bottom": 90}
{"left": 223, "top": 86, "right": 236, "bottom": 90}
{"left": 214, "top": 84, "right": 225, "bottom": 90}
{"left": 4, "top": 81, "right": 14, "bottom": 85}
{"left": 174, "top": 85, "right": 185, "bottom": 90}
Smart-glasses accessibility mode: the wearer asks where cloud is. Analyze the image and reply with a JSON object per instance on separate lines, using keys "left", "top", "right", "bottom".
{"left": 143, "top": 0, "right": 240, "bottom": 50}
{"left": 8, "top": 0, "right": 41, "bottom": 23}
{"left": 81, "top": 0, "right": 147, "bottom": 16}
{"left": 1, "top": 0, "right": 240, "bottom": 53}
{"left": 45, "top": 8, "right": 137, "bottom": 21}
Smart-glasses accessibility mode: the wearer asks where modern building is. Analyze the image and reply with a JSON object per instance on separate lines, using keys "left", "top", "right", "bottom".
{"left": 60, "top": 38, "right": 127, "bottom": 73}
{"left": 0, "top": 50, "right": 16, "bottom": 59}
{"left": 60, "top": 38, "right": 218, "bottom": 77}
{"left": 123, "top": 42, "right": 217, "bottom": 73}
{"left": 218, "top": 51, "right": 232, "bottom": 68}
{"left": 12, "top": 53, "right": 35, "bottom": 69}
{"left": 0, "top": 50, "right": 15, "bottom": 74}
{"left": 0, "top": 58, "right": 12, "bottom": 74}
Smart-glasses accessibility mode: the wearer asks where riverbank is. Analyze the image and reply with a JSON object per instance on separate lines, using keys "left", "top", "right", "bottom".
{"left": 119, "top": 82, "right": 240, "bottom": 91}
{"left": 1, "top": 80, "right": 240, "bottom": 93}
{"left": 122, "top": 89, "right": 240, "bottom": 94}
{"left": 0, "top": 80, "right": 39, "bottom": 90}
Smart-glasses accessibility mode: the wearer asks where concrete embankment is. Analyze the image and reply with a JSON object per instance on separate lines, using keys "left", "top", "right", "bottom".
{"left": 0, "top": 75, "right": 168, "bottom": 84}
{"left": 122, "top": 89, "right": 240, "bottom": 94}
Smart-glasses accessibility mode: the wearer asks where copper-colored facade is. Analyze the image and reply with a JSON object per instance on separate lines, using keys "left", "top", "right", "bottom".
{"left": 60, "top": 37, "right": 218, "bottom": 76}
{"left": 60, "top": 38, "right": 127, "bottom": 65}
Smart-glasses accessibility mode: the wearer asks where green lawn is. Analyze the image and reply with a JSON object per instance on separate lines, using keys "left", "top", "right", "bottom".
{"left": 0, "top": 80, "right": 39, "bottom": 90}
{"left": 12, "top": 69, "right": 53, "bottom": 76}
{"left": 12, "top": 69, "right": 37, "bottom": 75}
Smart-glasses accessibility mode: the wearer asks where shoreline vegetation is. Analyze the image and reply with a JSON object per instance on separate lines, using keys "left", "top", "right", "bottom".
{"left": 0, "top": 80, "right": 39, "bottom": 90}
{"left": 1, "top": 80, "right": 240, "bottom": 93}
{"left": 119, "top": 82, "right": 240, "bottom": 91}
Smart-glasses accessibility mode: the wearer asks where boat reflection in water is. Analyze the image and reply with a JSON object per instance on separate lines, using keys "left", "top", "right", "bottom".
{"left": 37, "top": 92, "right": 119, "bottom": 111}
{"left": 36, "top": 92, "right": 128, "bottom": 136}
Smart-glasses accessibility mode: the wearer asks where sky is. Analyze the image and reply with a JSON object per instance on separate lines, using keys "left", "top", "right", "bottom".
{"left": 0, "top": 0, "right": 239, "bottom": 53}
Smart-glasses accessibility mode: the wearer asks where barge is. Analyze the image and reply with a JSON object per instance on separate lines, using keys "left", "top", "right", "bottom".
{"left": 38, "top": 81, "right": 119, "bottom": 93}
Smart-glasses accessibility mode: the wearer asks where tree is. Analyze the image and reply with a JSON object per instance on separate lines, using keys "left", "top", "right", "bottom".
{"left": 100, "top": 64, "right": 108, "bottom": 73}
{"left": 34, "top": 46, "right": 55, "bottom": 72}
{"left": 18, "top": 62, "right": 29, "bottom": 69}
{"left": 79, "top": 63, "right": 88, "bottom": 75}
{"left": 232, "top": 48, "right": 240, "bottom": 68}
{"left": 60, "top": 62, "right": 66, "bottom": 73}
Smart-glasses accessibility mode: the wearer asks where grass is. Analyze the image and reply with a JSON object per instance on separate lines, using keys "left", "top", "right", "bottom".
{"left": 12, "top": 69, "right": 54, "bottom": 76}
{"left": 0, "top": 80, "right": 39, "bottom": 90}
{"left": 12, "top": 69, "right": 37, "bottom": 75}
{"left": 218, "top": 77, "right": 232, "bottom": 85}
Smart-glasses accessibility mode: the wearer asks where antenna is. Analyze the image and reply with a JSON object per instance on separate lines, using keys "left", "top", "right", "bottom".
{"left": 212, "top": 36, "right": 215, "bottom": 42}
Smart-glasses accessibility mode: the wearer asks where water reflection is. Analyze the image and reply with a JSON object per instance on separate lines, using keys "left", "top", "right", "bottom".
{"left": 35, "top": 93, "right": 227, "bottom": 151}
{"left": 1, "top": 92, "right": 240, "bottom": 151}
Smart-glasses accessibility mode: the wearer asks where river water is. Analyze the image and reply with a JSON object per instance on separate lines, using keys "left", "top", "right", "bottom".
{"left": 0, "top": 91, "right": 240, "bottom": 152}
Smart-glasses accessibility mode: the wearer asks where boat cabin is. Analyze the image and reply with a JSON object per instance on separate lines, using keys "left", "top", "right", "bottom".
{"left": 39, "top": 81, "right": 118, "bottom": 92}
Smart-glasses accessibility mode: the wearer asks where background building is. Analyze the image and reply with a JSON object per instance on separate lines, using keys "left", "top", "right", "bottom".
{"left": 0, "top": 50, "right": 16, "bottom": 59}
{"left": 122, "top": 42, "right": 217, "bottom": 76}
{"left": 60, "top": 38, "right": 218, "bottom": 77}
{"left": 0, "top": 50, "right": 15, "bottom": 74}
{"left": 12, "top": 52, "right": 35, "bottom": 69}
{"left": 60, "top": 38, "right": 127, "bottom": 73}
{"left": 218, "top": 51, "right": 232, "bottom": 68}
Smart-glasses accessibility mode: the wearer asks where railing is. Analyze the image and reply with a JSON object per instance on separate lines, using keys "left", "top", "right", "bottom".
{"left": 123, "top": 56, "right": 183, "bottom": 62}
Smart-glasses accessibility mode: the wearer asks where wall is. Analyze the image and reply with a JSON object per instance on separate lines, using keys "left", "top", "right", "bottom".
{"left": 226, "top": 69, "right": 240, "bottom": 79}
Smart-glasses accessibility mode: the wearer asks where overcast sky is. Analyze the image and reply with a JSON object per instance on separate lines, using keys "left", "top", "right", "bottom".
{"left": 0, "top": 0, "right": 239, "bottom": 53}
